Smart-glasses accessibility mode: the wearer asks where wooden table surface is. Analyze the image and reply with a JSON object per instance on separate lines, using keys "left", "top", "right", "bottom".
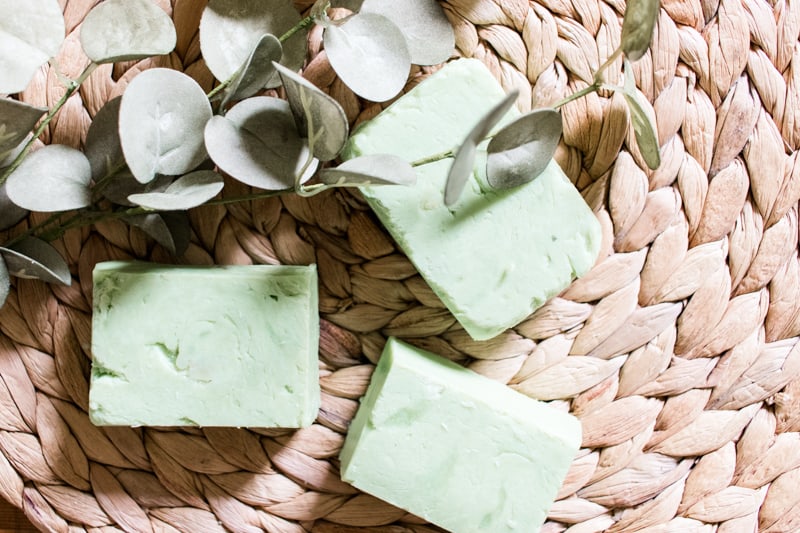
{"left": 0, "top": 497, "right": 37, "bottom": 532}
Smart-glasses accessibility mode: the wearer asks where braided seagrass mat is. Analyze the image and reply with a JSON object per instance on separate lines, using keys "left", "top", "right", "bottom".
{"left": 2, "top": 0, "right": 800, "bottom": 531}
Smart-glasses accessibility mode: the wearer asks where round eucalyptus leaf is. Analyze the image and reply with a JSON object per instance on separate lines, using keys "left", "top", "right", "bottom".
{"left": 0, "top": 236, "right": 71, "bottom": 285}
{"left": 80, "top": 0, "right": 177, "bottom": 63}
{"left": 101, "top": 171, "right": 172, "bottom": 206}
{"left": 323, "top": 13, "right": 411, "bottom": 102}
{"left": 625, "top": 91, "right": 661, "bottom": 170}
{"left": 622, "top": 61, "right": 660, "bottom": 169}
{"left": 621, "top": 0, "right": 659, "bottom": 61}
{"left": 320, "top": 154, "right": 416, "bottom": 186}
{"left": 5, "top": 144, "right": 91, "bottom": 212}
{"left": 274, "top": 62, "right": 349, "bottom": 161}
{"left": 0, "top": 0, "right": 65, "bottom": 94}
{"left": 0, "top": 98, "right": 47, "bottom": 158}
{"left": 85, "top": 96, "right": 125, "bottom": 182}
{"left": 119, "top": 68, "right": 212, "bottom": 184}
{"left": 128, "top": 170, "right": 224, "bottom": 210}
{"left": 221, "top": 34, "right": 282, "bottom": 107}
{"left": 444, "top": 90, "right": 518, "bottom": 206}
{"left": 125, "top": 211, "right": 190, "bottom": 256}
{"left": 200, "top": 0, "right": 306, "bottom": 88}
{"left": 0, "top": 183, "right": 28, "bottom": 230}
{"left": 360, "top": 0, "right": 454, "bottom": 65}
{"left": 204, "top": 96, "right": 317, "bottom": 190}
{"left": 486, "top": 108, "right": 562, "bottom": 190}
{"left": 0, "top": 257, "right": 8, "bottom": 307}
{"left": 444, "top": 142, "right": 478, "bottom": 207}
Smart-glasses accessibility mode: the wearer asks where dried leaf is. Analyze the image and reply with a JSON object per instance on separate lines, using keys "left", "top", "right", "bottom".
{"left": 0, "top": 0, "right": 64, "bottom": 93}
{"left": 360, "top": 0, "right": 455, "bottom": 65}
{"left": 0, "top": 236, "right": 71, "bottom": 285}
{"left": 220, "top": 34, "right": 282, "bottom": 107}
{"left": 5, "top": 144, "right": 91, "bottom": 211}
{"left": 274, "top": 62, "right": 349, "bottom": 161}
{"left": 486, "top": 108, "right": 562, "bottom": 190}
{"left": 80, "top": 0, "right": 176, "bottom": 63}
{"left": 204, "top": 96, "right": 316, "bottom": 190}
{"left": 320, "top": 154, "right": 416, "bottom": 186}
{"left": 127, "top": 171, "right": 224, "bottom": 210}
{"left": 0, "top": 98, "right": 46, "bottom": 158}
{"left": 200, "top": 0, "right": 306, "bottom": 88}
{"left": 445, "top": 89, "right": 518, "bottom": 205}
{"left": 623, "top": 61, "right": 661, "bottom": 169}
{"left": 621, "top": 0, "right": 659, "bottom": 60}
{"left": 119, "top": 69, "right": 211, "bottom": 183}
{"left": 323, "top": 13, "right": 411, "bottom": 102}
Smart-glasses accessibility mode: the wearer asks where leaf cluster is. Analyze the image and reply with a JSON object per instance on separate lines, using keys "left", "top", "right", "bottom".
{"left": 0, "top": 0, "right": 663, "bottom": 308}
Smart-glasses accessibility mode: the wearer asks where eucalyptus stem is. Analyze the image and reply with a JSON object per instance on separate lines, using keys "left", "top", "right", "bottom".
{"left": 279, "top": 14, "right": 315, "bottom": 43}
{"left": 206, "top": 73, "right": 235, "bottom": 100}
{"left": 552, "top": 82, "right": 600, "bottom": 109}
{"left": 3, "top": 212, "right": 68, "bottom": 247}
{"left": 205, "top": 188, "right": 293, "bottom": 205}
{"left": 0, "top": 62, "right": 98, "bottom": 187}
{"left": 411, "top": 149, "right": 455, "bottom": 167}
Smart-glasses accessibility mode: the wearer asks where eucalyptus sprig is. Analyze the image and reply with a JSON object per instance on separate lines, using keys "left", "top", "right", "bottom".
{"left": 0, "top": 0, "right": 661, "bottom": 308}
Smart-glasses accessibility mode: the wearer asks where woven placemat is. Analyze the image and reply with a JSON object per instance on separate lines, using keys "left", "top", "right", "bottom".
{"left": 1, "top": 0, "right": 799, "bottom": 531}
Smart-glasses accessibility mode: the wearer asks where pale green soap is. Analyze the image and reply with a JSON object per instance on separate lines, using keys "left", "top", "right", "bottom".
{"left": 340, "top": 337, "right": 581, "bottom": 533}
{"left": 89, "top": 261, "right": 319, "bottom": 427}
{"left": 343, "top": 58, "right": 601, "bottom": 341}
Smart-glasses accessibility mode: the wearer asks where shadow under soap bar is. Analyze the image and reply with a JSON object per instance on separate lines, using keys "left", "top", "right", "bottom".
{"left": 340, "top": 337, "right": 581, "bottom": 533}
{"left": 89, "top": 261, "right": 319, "bottom": 427}
{"left": 343, "top": 58, "right": 602, "bottom": 340}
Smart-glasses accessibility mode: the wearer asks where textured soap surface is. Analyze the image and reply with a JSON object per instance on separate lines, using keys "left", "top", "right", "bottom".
{"left": 340, "top": 337, "right": 581, "bottom": 533}
{"left": 89, "top": 261, "right": 319, "bottom": 427}
{"left": 343, "top": 59, "right": 601, "bottom": 340}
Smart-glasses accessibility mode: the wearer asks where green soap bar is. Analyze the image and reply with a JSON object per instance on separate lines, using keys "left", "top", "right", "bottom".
{"left": 343, "top": 59, "right": 601, "bottom": 340}
{"left": 340, "top": 337, "right": 581, "bottom": 533}
{"left": 89, "top": 261, "right": 319, "bottom": 427}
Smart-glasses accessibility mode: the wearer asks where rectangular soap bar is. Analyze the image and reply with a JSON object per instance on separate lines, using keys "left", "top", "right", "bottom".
{"left": 343, "top": 59, "right": 601, "bottom": 340}
{"left": 89, "top": 261, "right": 319, "bottom": 427}
{"left": 340, "top": 337, "right": 581, "bottom": 533}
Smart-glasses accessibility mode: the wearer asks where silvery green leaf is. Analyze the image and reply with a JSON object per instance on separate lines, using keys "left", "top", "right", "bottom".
{"left": 119, "top": 68, "right": 212, "bottom": 184}
{"left": 0, "top": 98, "right": 46, "bottom": 158}
{"left": 101, "top": 171, "right": 172, "bottom": 206}
{"left": 0, "top": 236, "right": 70, "bottom": 285}
{"left": 220, "top": 34, "right": 282, "bottom": 107}
{"left": 625, "top": 91, "right": 661, "bottom": 169}
{"left": 0, "top": 0, "right": 65, "bottom": 94}
{"left": 125, "top": 212, "right": 190, "bottom": 256}
{"left": 621, "top": 0, "right": 659, "bottom": 61}
{"left": 444, "top": 90, "right": 518, "bottom": 206}
{"left": 79, "top": 0, "right": 176, "bottom": 63}
{"left": 320, "top": 154, "right": 416, "bottom": 186}
{"left": 0, "top": 257, "right": 8, "bottom": 307}
{"left": 127, "top": 171, "right": 223, "bottom": 210}
{"left": 323, "top": 13, "right": 411, "bottom": 102}
{"left": 273, "top": 62, "right": 349, "bottom": 161}
{"left": 0, "top": 183, "right": 28, "bottom": 230}
{"left": 5, "top": 145, "right": 91, "bottom": 211}
{"left": 486, "top": 108, "right": 562, "bottom": 190}
{"left": 0, "top": 139, "right": 30, "bottom": 229}
{"left": 623, "top": 60, "right": 660, "bottom": 169}
{"left": 204, "top": 96, "right": 317, "bottom": 190}
{"left": 200, "top": 0, "right": 306, "bottom": 88}
{"left": 85, "top": 96, "right": 125, "bottom": 182}
{"left": 360, "top": 0, "right": 454, "bottom": 65}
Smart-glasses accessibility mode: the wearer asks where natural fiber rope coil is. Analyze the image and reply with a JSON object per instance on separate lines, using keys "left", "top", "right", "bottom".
{"left": 1, "top": 0, "right": 800, "bottom": 531}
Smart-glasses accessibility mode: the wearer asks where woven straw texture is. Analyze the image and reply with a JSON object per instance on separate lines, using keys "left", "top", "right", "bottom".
{"left": 2, "top": 0, "right": 800, "bottom": 531}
